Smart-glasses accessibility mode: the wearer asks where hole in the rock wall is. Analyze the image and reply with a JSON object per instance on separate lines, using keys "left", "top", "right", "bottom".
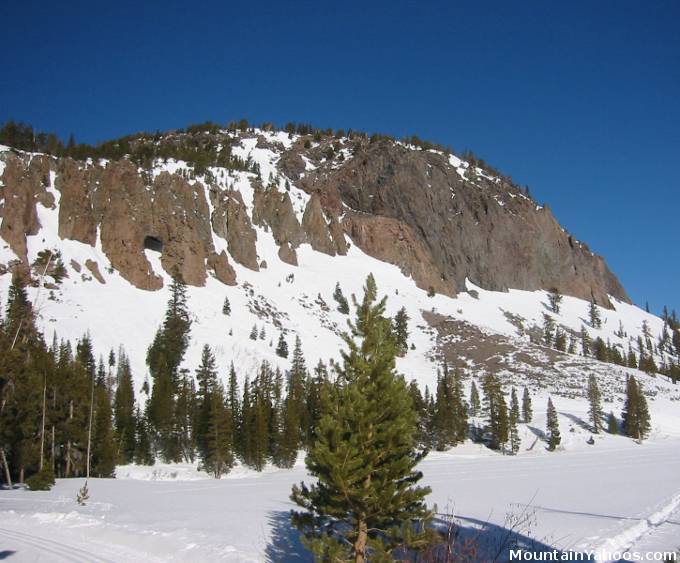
{"left": 144, "top": 235, "right": 164, "bottom": 253}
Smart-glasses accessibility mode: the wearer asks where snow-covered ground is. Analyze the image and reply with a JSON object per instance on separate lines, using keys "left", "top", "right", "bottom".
{"left": 2, "top": 434, "right": 679, "bottom": 562}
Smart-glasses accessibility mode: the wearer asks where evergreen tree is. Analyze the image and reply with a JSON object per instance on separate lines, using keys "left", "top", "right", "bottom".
{"left": 91, "top": 379, "right": 116, "bottom": 477}
{"left": 146, "top": 273, "right": 191, "bottom": 461}
{"left": 432, "top": 364, "right": 467, "bottom": 449}
{"left": 589, "top": 300, "right": 602, "bottom": 329}
{"left": 554, "top": 329, "right": 567, "bottom": 352}
{"left": 222, "top": 296, "right": 231, "bottom": 315}
{"left": 195, "top": 344, "right": 218, "bottom": 466}
{"left": 548, "top": 288, "right": 563, "bottom": 314}
{"left": 291, "top": 276, "right": 434, "bottom": 561}
{"left": 227, "top": 363, "right": 240, "bottom": 449}
{"left": 469, "top": 380, "right": 481, "bottom": 417}
{"left": 279, "top": 335, "right": 310, "bottom": 456}
{"left": 509, "top": 388, "right": 521, "bottom": 455}
{"left": 333, "top": 282, "right": 349, "bottom": 314}
{"left": 587, "top": 374, "right": 603, "bottom": 433}
{"left": 607, "top": 411, "right": 618, "bottom": 434}
{"left": 542, "top": 314, "right": 555, "bottom": 346}
{"left": 392, "top": 307, "right": 409, "bottom": 356}
{"left": 249, "top": 324, "right": 258, "bottom": 340}
{"left": 133, "top": 408, "right": 154, "bottom": 465}
{"left": 546, "top": 397, "right": 561, "bottom": 451}
{"left": 113, "top": 350, "right": 136, "bottom": 464}
{"left": 204, "top": 383, "right": 234, "bottom": 477}
{"left": 306, "top": 360, "right": 328, "bottom": 444}
{"left": 622, "top": 376, "right": 651, "bottom": 442}
{"left": 5, "top": 273, "right": 36, "bottom": 346}
{"left": 276, "top": 334, "right": 289, "bottom": 358}
{"left": 581, "top": 326, "right": 591, "bottom": 356}
{"left": 482, "top": 373, "right": 508, "bottom": 451}
{"left": 407, "top": 380, "right": 429, "bottom": 446}
{"left": 174, "top": 369, "right": 196, "bottom": 463}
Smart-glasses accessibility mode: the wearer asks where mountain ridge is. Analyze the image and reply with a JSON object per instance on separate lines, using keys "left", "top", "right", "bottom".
{"left": 0, "top": 124, "right": 627, "bottom": 307}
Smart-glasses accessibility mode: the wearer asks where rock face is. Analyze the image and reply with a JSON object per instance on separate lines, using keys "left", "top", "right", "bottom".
{"left": 343, "top": 212, "right": 452, "bottom": 295}
{"left": 252, "top": 188, "right": 304, "bottom": 248}
{"left": 302, "top": 194, "right": 336, "bottom": 256}
{"left": 0, "top": 153, "right": 53, "bottom": 267}
{"left": 92, "top": 160, "right": 162, "bottom": 290}
{"left": 0, "top": 130, "right": 630, "bottom": 305}
{"left": 303, "top": 140, "right": 628, "bottom": 305}
{"left": 278, "top": 243, "right": 298, "bottom": 266}
{"left": 207, "top": 251, "right": 237, "bottom": 285}
{"left": 211, "top": 189, "right": 259, "bottom": 271}
{"left": 55, "top": 159, "right": 97, "bottom": 246}
{"left": 151, "top": 172, "right": 213, "bottom": 286}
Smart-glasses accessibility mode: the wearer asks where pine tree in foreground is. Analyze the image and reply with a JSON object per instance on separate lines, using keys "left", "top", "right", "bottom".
{"left": 546, "top": 397, "right": 561, "bottom": 451}
{"left": 222, "top": 296, "right": 231, "bottom": 315}
{"left": 291, "top": 275, "right": 435, "bottom": 562}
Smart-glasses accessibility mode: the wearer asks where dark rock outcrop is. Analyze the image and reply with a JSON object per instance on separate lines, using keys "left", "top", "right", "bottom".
{"left": 252, "top": 188, "right": 304, "bottom": 248}
{"left": 91, "top": 160, "right": 162, "bottom": 290}
{"left": 302, "top": 194, "right": 336, "bottom": 256}
{"left": 343, "top": 211, "right": 452, "bottom": 296}
{"left": 0, "top": 130, "right": 630, "bottom": 305}
{"left": 207, "top": 251, "right": 237, "bottom": 285}
{"left": 55, "top": 159, "right": 98, "bottom": 246}
{"left": 211, "top": 189, "right": 259, "bottom": 271}
{"left": 278, "top": 242, "right": 298, "bottom": 266}
{"left": 0, "top": 153, "right": 53, "bottom": 266}
{"left": 85, "top": 259, "right": 106, "bottom": 284}
{"left": 151, "top": 172, "right": 213, "bottom": 286}
{"left": 303, "top": 140, "right": 628, "bottom": 305}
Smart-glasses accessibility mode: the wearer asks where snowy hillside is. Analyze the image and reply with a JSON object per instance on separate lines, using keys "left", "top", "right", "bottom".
{"left": 0, "top": 133, "right": 676, "bottom": 396}
{"left": 2, "top": 129, "right": 680, "bottom": 559}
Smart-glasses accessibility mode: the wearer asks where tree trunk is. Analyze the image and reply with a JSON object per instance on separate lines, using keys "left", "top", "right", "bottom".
{"left": 66, "top": 400, "right": 74, "bottom": 477}
{"left": 86, "top": 374, "right": 94, "bottom": 479}
{"left": 354, "top": 518, "right": 368, "bottom": 563}
{"left": 19, "top": 465, "right": 24, "bottom": 484}
{"left": 39, "top": 373, "right": 47, "bottom": 471}
{"left": 0, "top": 448, "right": 12, "bottom": 488}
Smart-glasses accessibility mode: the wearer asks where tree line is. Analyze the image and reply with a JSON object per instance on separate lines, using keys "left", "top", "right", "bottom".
{"left": 0, "top": 272, "right": 653, "bottom": 491}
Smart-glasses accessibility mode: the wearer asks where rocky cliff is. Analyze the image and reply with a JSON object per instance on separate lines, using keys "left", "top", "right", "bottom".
{"left": 0, "top": 128, "right": 629, "bottom": 306}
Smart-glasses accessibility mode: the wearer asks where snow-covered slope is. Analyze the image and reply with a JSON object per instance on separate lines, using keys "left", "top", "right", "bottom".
{"left": 0, "top": 133, "right": 676, "bottom": 410}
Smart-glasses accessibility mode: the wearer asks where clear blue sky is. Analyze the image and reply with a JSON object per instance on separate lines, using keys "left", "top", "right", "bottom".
{"left": 2, "top": 0, "right": 678, "bottom": 315}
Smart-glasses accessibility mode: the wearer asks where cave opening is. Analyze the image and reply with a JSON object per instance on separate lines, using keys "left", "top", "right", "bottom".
{"left": 144, "top": 235, "right": 164, "bottom": 253}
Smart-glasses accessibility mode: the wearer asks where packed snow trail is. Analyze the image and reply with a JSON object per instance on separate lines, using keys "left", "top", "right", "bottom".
{"left": 2, "top": 437, "right": 679, "bottom": 561}
{"left": 0, "top": 526, "right": 119, "bottom": 563}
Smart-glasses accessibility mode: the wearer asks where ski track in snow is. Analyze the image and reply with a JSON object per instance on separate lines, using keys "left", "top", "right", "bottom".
{"left": 0, "top": 526, "right": 117, "bottom": 562}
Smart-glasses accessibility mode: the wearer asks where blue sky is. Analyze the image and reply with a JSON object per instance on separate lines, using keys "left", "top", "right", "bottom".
{"left": 1, "top": 0, "right": 678, "bottom": 314}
